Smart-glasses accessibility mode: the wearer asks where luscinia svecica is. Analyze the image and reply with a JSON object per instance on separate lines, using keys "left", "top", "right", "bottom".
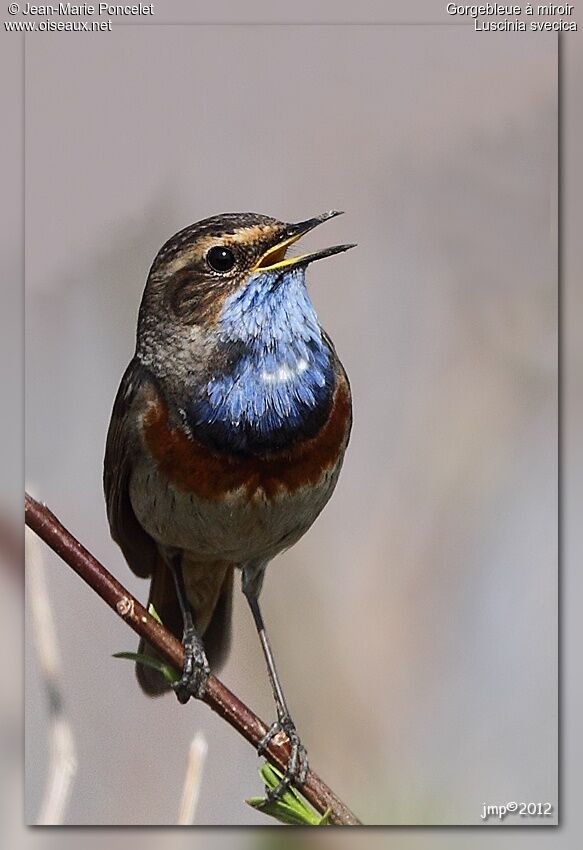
{"left": 104, "top": 211, "right": 354, "bottom": 798}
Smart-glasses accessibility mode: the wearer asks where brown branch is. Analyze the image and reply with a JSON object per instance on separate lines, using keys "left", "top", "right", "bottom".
{"left": 24, "top": 493, "right": 361, "bottom": 826}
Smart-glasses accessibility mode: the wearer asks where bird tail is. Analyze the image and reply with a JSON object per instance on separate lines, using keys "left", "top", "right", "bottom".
{"left": 136, "top": 556, "right": 234, "bottom": 696}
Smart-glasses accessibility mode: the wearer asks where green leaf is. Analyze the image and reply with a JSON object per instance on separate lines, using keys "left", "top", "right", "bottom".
{"left": 247, "top": 797, "right": 320, "bottom": 826}
{"left": 112, "top": 651, "right": 179, "bottom": 684}
{"left": 113, "top": 607, "right": 180, "bottom": 684}
{"left": 246, "top": 762, "right": 331, "bottom": 826}
{"left": 147, "top": 603, "right": 163, "bottom": 624}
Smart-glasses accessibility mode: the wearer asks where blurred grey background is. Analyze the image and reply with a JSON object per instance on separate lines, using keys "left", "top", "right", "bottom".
{"left": 17, "top": 4, "right": 560, "bottom": 831}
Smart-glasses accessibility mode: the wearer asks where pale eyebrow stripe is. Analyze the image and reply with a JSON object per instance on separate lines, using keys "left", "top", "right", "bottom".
{"left": 159, "top": 224, "right": 281, "bottom": 277}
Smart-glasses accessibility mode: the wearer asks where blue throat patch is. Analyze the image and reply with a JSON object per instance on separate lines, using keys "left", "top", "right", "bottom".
{"left": 188, "top": 267, "right": 335, "bottom": 454}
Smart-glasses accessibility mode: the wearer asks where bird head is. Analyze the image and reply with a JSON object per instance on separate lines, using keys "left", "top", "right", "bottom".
{"left": 145, "top": 210, "right": 355, "bottom": 327}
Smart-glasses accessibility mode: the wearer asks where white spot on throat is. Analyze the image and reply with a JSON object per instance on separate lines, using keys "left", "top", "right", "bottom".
{"left": 261, "top": 358, "right": 309, "bottom": 384}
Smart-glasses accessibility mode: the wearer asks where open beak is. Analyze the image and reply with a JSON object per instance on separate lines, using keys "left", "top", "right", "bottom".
{"left": 252, "top": 210, "right": 356, "bottom": 274}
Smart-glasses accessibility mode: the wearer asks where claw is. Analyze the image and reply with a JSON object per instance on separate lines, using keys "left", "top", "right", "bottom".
{"left": 257, "top": 717, "right": 309, "bottom": 801}
{"left": 172, "top": 631, "right": 209, "bottom": 703}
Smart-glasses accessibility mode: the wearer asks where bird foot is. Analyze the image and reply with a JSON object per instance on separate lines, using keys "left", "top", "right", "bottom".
{"left": 172, "top": 628, "right": 209, "bottom": 703}
{"left": 257, "top": 716, "right": 309, "bottom": 800}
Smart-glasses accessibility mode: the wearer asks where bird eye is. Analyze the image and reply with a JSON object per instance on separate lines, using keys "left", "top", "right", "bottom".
{"left": 206, "top": 245, "right": 236, "bottom": 273}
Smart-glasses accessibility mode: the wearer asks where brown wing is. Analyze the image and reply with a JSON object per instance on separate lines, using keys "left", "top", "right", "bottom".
{"left": 105, "top": 358, "right": 235, "bottom": 695}
{"left": 103, "top": 357, "right": 157, "bottom": 578}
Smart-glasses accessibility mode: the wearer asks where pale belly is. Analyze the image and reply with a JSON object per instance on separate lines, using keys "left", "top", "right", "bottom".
{"left": 128, "top": 454, "right": 342, "bottom": 566}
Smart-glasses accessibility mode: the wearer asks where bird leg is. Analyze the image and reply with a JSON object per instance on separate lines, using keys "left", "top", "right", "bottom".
{"left": 243, "top": 572, "right": 308, "bottom": 801}
{"left": 168, "top": 554, "right": 209, "bottom": 703}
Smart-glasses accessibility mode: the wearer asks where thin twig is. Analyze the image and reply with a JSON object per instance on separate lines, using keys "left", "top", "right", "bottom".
{"left": 177, "top": 732, "right": 208, "bottom": 825}
{"left": 26, "top": 528, "right": 77, "bottom": 825}
{"left": 24, "top": 493, "right": 361, "bottom": 826}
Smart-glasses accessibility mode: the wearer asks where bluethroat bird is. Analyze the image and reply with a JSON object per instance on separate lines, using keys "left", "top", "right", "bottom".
{"left": 104, "top": 211, "right": 354, "bottom": 798}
